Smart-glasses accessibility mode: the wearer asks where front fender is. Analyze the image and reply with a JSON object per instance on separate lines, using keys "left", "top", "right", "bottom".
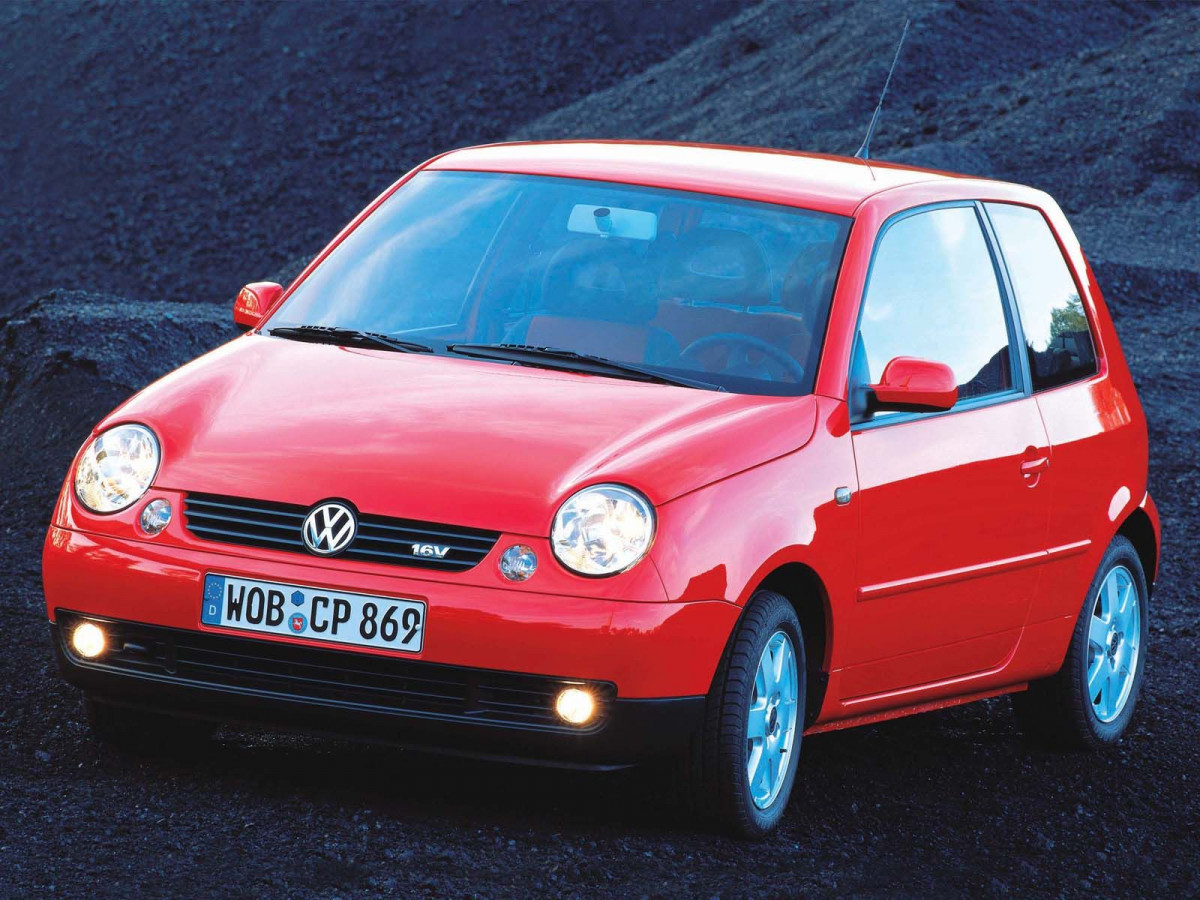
{"left": 648, "top": 396, "right": 858, "bottom": 662}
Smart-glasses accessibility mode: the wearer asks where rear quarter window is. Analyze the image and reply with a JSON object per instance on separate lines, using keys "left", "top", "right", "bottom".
{"left": 986, "top": 203, "right": 1098, "bottom": 390}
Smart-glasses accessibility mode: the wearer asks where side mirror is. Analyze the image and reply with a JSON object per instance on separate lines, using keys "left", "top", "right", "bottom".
{"left": 868, "top": 356, "right": 958, "bottom": 414}
{"left": 233, "top": 282, "right": 283, "bottom": 332}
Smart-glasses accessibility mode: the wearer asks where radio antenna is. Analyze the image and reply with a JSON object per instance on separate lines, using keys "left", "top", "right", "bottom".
{"left": 854, "top": 18, "right": 910, "bottom": 160}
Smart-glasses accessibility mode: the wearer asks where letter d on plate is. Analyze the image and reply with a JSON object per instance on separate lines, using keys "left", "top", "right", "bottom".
{"left": 202, "top": 574, "right": 226, "bottom": 624}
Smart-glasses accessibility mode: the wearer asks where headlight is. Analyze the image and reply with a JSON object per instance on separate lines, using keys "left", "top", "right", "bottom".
{"left": 551, "top": 484, "right": 655, "bottom": 576}
{"left": 74, "top": 424, "right": 160, "bottom": 513}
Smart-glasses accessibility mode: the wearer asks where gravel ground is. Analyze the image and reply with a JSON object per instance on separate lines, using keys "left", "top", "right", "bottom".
{"left": 514, "top": 0, "right": 1200, "bottom": 275}
{"left": 0, "top": 0, "right": 748, "bottom": 315}
{"left": 2, "top": 1, "right": 1199, "bottom": 897}
{"left": 2, "top": 272, "right": 1196, "bottom": 898}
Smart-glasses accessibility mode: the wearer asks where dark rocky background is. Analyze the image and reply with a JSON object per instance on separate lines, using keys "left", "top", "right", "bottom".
{"left": 0, "top": 0, "right": 747, "bottom": 313}
{"left": 1, "top": 1, "right": 1197, "bottom": 896}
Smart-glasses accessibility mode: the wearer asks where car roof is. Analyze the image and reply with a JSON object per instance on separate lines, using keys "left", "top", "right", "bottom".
{"left": 427, "top": 140, "right": 986, "bottom": 217}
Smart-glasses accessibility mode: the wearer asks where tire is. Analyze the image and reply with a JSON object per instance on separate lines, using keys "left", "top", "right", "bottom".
{"left": 678, "top": 590, "right": 806, "bottom": 838}
{"left": 85, "top": 696, "right": 217, "bottom": 753}
{"left": 1013, "top": 535, "right": 1148, "bottom": 750}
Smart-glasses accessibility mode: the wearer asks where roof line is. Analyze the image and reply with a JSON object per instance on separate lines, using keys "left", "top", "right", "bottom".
{"left": 441, "top": 138, "right": 978, "bottom": 185}
{"left": 851, "top": 176, "right": 948, "bottom": 214}
{"left": 442, "top": 138, "right": 878, "bottom": 171}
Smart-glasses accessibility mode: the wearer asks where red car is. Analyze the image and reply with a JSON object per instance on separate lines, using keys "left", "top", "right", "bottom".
{"left": 45, "top": 141, "right": 1158, "bottom": 837}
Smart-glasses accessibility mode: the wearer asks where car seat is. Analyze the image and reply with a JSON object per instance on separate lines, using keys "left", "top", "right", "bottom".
{"left": 504, "top": 237, "right": 679, "bottom": 364}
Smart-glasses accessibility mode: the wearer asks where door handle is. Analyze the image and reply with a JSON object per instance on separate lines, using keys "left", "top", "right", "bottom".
{"left": 1021, "top": 456, "right": 1050, "bottom": 476}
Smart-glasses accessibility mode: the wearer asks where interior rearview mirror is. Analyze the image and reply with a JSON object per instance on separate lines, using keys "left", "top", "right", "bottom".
{"left": 233, "top": 282, "right": 283, "bottom": 332}
{"left": 868, "top": 356, "right": 958, "bottom": 414}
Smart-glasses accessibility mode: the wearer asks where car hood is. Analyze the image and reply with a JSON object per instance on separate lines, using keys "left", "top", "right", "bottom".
{"left": 105, "top": 335, "right": 818, "bottom": 535}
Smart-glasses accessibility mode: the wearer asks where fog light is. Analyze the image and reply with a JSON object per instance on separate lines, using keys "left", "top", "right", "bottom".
{"left": 554, "top": 687, "right": 595, "bottom": 726}
{"left": 71, "top": 621, "right": 106, "bottom": 659}
{"left": 499, "top": 544, "right": 538, "bottom": 582}
{"left": 139, "top": 498, "right": 172, "bottom": 536}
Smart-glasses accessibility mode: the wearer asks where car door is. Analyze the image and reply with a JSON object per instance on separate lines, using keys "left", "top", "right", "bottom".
{"left": 983, "top": 201, "right": 1117, "bottom": 627}
{"left": 840, "top": 203, "right": 1053, "bottom": 700}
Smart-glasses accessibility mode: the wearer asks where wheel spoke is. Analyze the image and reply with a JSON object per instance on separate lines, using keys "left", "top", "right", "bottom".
{"left": 1117, "top": 580, "right": 1132, "bottom": 618}
{"left": 756, "top": 748, "right": 772, "bottom": 798}
{"left": 1101, "top": 574, "right": 1119, "bottom": 622}
{"left": 776, "top": 639, "right": 791, "bottom": 689}
{"left": 767, "top": 641, "right": 784, "bottom": 692}
{"left": 1122, "top": 586, "right": 1138, "bottom": 633}
{"left": 763, "top": 748, "right": 782, "bottom": 796}
{"left": 783, "top": 697, "right": 799, "bottom": 729}
{"left": 1116, "top": 635, "right": 1135, "bottom": 672}
{"left": 746, "top": 741, "right": 764, "bottom": 795}
{"left": 1087, "top": 657, "right": 1107, "bottom": 695}
{"left": 747, "top": 702, "right": 769, "bottom": 741}
{"left": 1089, "top": 615, "right": 1108, "bottom": 650}
{"left": 758, "top": 655, "right": 774, "bottom": 695}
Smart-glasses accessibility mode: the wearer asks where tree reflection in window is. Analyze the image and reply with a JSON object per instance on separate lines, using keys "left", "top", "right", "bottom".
{"left": 987, "top": 204, "right": 1098, "bottom": 391}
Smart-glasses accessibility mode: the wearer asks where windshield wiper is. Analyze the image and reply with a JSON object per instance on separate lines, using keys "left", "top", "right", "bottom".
{"left": 447, "top": 343, "right": 724, "bottom": 391}
{"left": 269, "top": 326, "right": 433, "bottom": 353}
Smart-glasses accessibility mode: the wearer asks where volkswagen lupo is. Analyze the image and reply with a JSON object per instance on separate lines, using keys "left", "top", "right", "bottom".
{"left": 44, "top": 141, "right": 1158, "bottom": 837}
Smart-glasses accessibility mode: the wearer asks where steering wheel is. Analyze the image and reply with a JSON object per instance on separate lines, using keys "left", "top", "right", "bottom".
{"left": 679, "top": 332, "right": 806, "bottom": 384}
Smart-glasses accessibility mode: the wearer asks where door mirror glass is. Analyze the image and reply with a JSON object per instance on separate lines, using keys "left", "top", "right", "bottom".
{"left": 234, "top": 282, "right": 283, "bottom": 332}
{"left": 869, "top": 356, "right": 958, "bottom": 413}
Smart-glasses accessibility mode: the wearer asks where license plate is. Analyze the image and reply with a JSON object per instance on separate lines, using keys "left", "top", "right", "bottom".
{"left": 200, "top": 574, "right": 425, "bottom": 653}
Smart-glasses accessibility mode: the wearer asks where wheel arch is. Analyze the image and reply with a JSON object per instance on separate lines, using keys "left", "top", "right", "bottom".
{"left": 754, "top": 562, "right": 832, "bottom": 725}
{"left": 1116, "top": 505, "right": 1158, "bottom": 588}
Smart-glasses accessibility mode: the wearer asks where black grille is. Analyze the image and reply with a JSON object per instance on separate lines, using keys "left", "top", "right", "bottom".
{"left": 58, "top": 613, "right": 612, "bottom": 732}
{"left": 182, "top": 493, "right": 500, "bottom": 572}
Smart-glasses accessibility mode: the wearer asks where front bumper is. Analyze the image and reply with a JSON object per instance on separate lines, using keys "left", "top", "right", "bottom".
{"left": 45, "top": 527, "right": 735, "bottom": 765}
{"left": 52, "top": 615, "right": 703, "bottom": 768}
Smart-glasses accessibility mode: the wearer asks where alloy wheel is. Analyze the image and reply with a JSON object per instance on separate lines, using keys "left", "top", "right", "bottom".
{"left": 746, "top": 630, "right": 799, "bottom": 810}
{"left": 1087, "top": 565, "right": 1141, "bottom": 723}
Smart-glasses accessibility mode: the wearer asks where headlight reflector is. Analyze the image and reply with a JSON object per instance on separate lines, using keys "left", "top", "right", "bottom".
{"left": 551, "top": 484, "right": 655, "bottom": 576}
{"left": 74, "top": 424, "right": 160, "bottom": 513}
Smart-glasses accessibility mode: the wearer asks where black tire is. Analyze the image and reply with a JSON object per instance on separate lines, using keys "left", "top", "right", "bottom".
{"left": 678, "top": 590, "right": 806, "bottom": 838}
{"left": 85, "top": 696, "right": 217, "bottom": 753}
{"left": 1013, "top": 535, "right": 1148, "bottom": 750}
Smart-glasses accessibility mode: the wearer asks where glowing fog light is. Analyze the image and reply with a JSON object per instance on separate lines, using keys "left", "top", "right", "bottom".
{"left": 71, "top": 622, "right": 106, "bottom": 659}
{"left": 554, "top": 687, "right": 596, "bottom": 726}
{"left": 139, "top": 498, "right": 172, "bottom": 535}
{"left": 499, "top": 544, "right": 538, "bottom": 582}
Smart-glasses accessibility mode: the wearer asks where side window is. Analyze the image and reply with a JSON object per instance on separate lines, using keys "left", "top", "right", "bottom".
{"left": 856, "top": 206, "right": 1013, "bottom": 413}
{"left": 986, "top": 203, "right": 1098, "bottom": 390}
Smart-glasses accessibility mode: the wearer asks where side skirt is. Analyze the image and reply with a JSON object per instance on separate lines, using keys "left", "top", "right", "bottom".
{"left": 803, "top": 684, "right": 1027, "bottom": 736}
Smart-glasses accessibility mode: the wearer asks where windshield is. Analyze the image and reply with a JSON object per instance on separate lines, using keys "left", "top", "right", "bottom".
{"left": 267, "top": 171, "right": 851, "bottom": 396}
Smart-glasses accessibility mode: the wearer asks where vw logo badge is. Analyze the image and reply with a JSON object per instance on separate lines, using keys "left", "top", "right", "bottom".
{"left": 302, "top": 501, "right": 357, "bottom": 556}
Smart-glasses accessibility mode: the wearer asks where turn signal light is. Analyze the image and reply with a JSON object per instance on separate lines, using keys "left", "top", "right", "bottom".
{"left": 140, "top": 498, "right": 172, "bottom": 535}
{"left": 499, "top": 544, "right": 538, "bottom": 582}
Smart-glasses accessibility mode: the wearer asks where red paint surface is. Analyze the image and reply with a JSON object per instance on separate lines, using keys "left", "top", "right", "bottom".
{"left": 43, "top": 141, "right": 1156, "bottom": 732}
